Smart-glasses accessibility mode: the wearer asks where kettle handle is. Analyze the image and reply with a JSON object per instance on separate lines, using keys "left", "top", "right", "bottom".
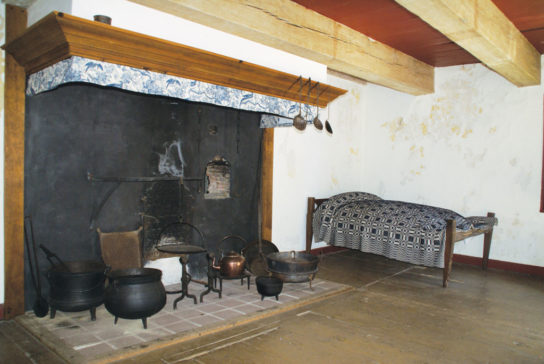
{"left": 218, "top": 235, "right": 247, "bottom": 257}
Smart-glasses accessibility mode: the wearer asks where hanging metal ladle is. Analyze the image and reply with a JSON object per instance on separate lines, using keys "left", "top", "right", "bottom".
{"left": 325, "top": 102, "right": 333, "bottom": 135}
{"left": 292, "top": 77, "right": 306, "bottom": 131}
{"left": 313, "top": 82, "right": 323, "bottom": 131}
{"left": 325, "top": 119, "right": 333, "bottom": 134}
{"left": 325, "top": 96, "right": 332, "bottom": 135}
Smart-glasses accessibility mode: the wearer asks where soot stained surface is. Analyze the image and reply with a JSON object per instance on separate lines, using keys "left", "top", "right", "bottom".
{"left": 24, "top": 84, "right": 262, "bottom": 309}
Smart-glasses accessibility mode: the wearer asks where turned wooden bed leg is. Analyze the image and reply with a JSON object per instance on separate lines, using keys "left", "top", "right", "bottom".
{"left": 443, "top": 219, "right": 456, "bottom": 288}
{"left": 482, "top": 212, "right": 495, "bottom": 270}
{"left": 306, "top": 197, "right": 315, "bottom": 253}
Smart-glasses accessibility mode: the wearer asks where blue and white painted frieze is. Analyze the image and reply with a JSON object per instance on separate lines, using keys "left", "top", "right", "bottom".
{"left": 26, "top": 56, "right": 319, "bottom": 128}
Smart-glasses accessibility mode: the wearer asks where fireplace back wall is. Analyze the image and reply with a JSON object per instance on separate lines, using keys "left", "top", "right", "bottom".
{"left": 24, "top": 83, "right": 262, "bottom": 309}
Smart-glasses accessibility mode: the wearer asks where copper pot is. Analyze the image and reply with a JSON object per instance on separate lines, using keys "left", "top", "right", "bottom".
{"left": 218, "top": 251, "right": 246, "bottom": 277}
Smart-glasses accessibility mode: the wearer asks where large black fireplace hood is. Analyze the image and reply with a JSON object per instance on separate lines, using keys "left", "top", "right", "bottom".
{"left": 24, "top": 82, "right": 264, "bottom": 309}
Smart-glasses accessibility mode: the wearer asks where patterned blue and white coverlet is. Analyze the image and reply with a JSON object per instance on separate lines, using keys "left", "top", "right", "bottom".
{"left": 26, "top": 56, "right": 319, "bottom": 128}
{"left": 312, "top": 192, "right": 495, "bottom": 268}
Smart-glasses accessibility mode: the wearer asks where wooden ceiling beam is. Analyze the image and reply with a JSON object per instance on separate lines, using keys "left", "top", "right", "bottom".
{"left": 128, "top": 0, "right": 435, "bottom": 95}
{"left": 395, "top": 0, "right": 541, "bottom": 86}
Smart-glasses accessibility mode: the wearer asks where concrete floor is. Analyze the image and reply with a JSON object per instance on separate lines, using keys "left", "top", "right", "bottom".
{"left": 2, "top": 250, "right": 543, "bottom": 363}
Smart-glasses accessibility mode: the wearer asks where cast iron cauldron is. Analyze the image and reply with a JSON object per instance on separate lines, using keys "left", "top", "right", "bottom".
{"left": 266, "top": 251, "right": 319, "bottom": 284}
{"left": 256, "top": 276, "right": 283, "bottom": 300}
{"left": 47, "top": 261, "right": 107, "bottom": 321}
{"left": 105, "top": 268, "right": 166, "bottom": 329}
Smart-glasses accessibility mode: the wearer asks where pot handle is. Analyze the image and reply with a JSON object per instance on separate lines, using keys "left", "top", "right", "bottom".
{"left": 39, "top": 244, "right": 71, "bottom": 271}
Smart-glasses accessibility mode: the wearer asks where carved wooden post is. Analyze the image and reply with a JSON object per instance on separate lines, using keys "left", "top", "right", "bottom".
{"left": 261, "top": 128, "right": 273, "bottom": 241}
{"left": 4, "top": 4, "right": 27, "bottom": 318}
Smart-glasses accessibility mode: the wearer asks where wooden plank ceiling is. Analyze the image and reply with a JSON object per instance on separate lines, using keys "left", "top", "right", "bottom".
{"left": 292, "top": 0, "right": 544, "bottom": 67}
{"left": 394, "top": 0, "right": 540, "bottom": 86}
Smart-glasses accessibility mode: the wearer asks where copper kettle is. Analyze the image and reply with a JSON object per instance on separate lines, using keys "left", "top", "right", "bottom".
{"left": 215, "top": 235, "right": 247, "bottom": 277}
{"left": 217, "top": 251, "right": 246, "bottom": 277}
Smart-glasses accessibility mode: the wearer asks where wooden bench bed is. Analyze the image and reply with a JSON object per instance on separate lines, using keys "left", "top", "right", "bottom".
{"left": 306, "top": 195, "right": 496, "bottom": 287}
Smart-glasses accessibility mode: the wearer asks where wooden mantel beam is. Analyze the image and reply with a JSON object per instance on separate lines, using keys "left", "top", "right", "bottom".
{"left": 3, "top": 12, "right": 346, "bottom": 108}
{"left": 129, "top": 0, "right": 435, "bottom": 95}
{"left": 395, "top": 0, "right": 541, "bottom": 87}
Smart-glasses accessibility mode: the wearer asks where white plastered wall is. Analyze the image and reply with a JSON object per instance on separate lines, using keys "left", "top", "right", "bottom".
{"left": 272, "top": 73, "right": 366, "bottom": 252}
{"left": 362, "top": 61, "right": 544, "bottom": 266}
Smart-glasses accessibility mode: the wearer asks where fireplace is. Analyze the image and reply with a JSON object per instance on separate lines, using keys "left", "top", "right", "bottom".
{"left": 23, "top": 83, "right": 263, "bottom": 309}
{"left": 4, "top": 10, "right": 346, "bottom": 317}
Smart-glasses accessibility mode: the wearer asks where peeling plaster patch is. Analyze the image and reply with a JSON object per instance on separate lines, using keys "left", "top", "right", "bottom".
{"left": 349, "top": 147, "right": 359, "bottom": 156}
{"left": 409, "top": 164, "right": 425, "bottom": 176}
{"left": 381, "top": 117, "right": 405, "bottom": 142}
{"left": 420, "top": 122, "right": 428, "bottom": 135}
{"left": 451, "top": 125, "right": 460, "bottom": 135}
{"left": 387, "top": 85, "right": 480, "bottom": 147}
{"left": 489, "top": 127, "right": 497, "bottom": 134}
{"left": 352, "top": 88, "right": 361, "bottom": 103}
{"left": 430, "top": 103, "right": 450, "bottom": 122}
